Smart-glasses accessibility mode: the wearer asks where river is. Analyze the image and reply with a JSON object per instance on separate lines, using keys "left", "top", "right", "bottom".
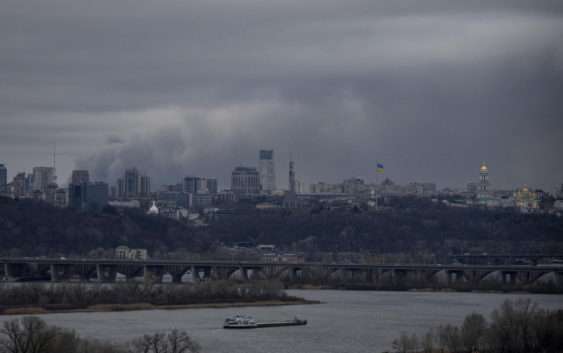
{"left": 1, "top": 290, "right": 562, "bottom": 352}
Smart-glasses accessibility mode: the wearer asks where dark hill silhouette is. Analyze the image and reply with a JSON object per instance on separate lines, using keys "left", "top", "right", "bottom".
{"left": 1, "top": 196, "right": 562, "bottom": 258}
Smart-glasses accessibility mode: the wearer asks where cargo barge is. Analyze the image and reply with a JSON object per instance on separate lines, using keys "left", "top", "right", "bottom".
{"left": 223, "top": 315, "right": 307, "bottom": 329}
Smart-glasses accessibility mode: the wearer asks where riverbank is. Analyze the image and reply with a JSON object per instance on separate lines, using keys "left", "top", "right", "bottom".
{"left": 288, "top": 282, "right": 563, "bottom": 294}
{"left": 0, "top": 280, "right": 316, "bottom": 315}
{"left": 0, "top": 298, "right": 320, "bottom": 316}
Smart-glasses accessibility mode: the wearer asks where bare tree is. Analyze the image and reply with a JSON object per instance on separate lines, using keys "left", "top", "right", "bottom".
{"left": 166, "top": 330, "right": 200, "bottom": 353}
{"left": 0, "top": 317, "right": 57, "bottom": 353}
{"left": 461, "top": 313, "right": 487, "bottom": 352}
{"left": 128, "top": 331, "right": 199, "bottom": 353}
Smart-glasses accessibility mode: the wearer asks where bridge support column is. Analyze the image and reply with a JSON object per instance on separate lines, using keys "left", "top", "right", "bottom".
{"left": 448, "top": 271, "right": 455, "bottom": 285}
{"left": 95, "top": 264, "right": 102, "bottom": 282}
{"left": 239, "top": 267, "right": 248, "bottom": 281}
{"left": 191, "top": 266, "right": 197, "bottom": 282}
{"left": 502, "top": 272, "right": 515, "bottom": 285}
{"left": 288, "top": 267, "right": 296, "bottom": 282}
{"left": 210, "top": 266, "right": 218, "bottom": 280}
{"left": 143, "top": 266, "right": 152, "bottom": 283}
{"left": 3, "top": 263, "right": 10, "bottom": 280}
{"left": 366, "top": 269, "right": 374, "bottom": 283}
{"left": 50, "top": 264, "right": 57, "bottom": 282}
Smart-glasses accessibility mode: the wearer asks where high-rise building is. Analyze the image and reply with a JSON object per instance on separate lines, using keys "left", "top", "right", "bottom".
{"left": 86, "top": 182, "right": 109, "bottom": 210}
{"left": 68, "top": 183, "right": 86, "bottom": 209}
{"left": 258, "top": 150, "right": 276, "bottom": 193}
{"left": 283, "top": 158, "right": 301, "bottom": 208}
{"left": 117, "top": 178, "right": 125, "bottom": 198}
{"left": 0, "top": 164, "right": 7, "bottom": 195}
{"left": 116, "top": 168, "right": 151, "bottom": 199}
{"left": 196, "top": 178, "right": 209, "bottom": 194}
{"left": 54, "top": 188, "right": 68, "bottom": 208}
{"left": 124, "top": 168, "right": 140, "bottom": 198}
{"left": 71, "top": 170, "right": 90, "bottom": 185}
{"left": 206, "top": 178, "right": 218, "bottom": 194}
{"left": 289, "top": 159, "right": 296, "bottom": 195}
{"left": 12, "top": 172, "right": 27, "bottom": 198}
{"left": 231, "top": 167, "right": 261, "bottom": 197}
{"left": 140, "top": 175, "right": 151, "bottom": 196}
{"left": 184, "top": 176, "right": 199, "bottom": 194}
{"left": 184, "top": 176, "right": 217, "bottom": 194}
{"left": 32, "top": 167, "right": 56, "bottom": 193}
{"left": 44, "top": 183, "right": 59, "bottom": 205}
{"left": 69, "top": 170, "right": 90, "bottom": 209}
{"left": 69, "top": 181, "right": 109, "bottom": 210}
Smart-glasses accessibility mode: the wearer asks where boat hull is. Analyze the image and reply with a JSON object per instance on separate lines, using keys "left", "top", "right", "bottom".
{"left": 223, "top": 320, "right": 307, "bottom": 329}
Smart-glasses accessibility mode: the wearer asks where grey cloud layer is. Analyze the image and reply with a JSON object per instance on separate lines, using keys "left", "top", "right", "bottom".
{"left": 1, "top": 0, "right": 562, "bottom": 190}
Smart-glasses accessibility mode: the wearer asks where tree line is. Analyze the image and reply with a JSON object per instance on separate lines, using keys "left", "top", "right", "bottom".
{"left": 0, "top": 281, "right": 297, "bottom": 312}
{"left": 390, "top": 299, "right": 563, "bottom": 353}
{"left": 0, "top": 316, "right": 200, "bottom": 353}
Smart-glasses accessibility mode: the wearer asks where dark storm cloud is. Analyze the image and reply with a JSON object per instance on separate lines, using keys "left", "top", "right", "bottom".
{"left": 1, "top": 0, "right": 562, "bottom": 190}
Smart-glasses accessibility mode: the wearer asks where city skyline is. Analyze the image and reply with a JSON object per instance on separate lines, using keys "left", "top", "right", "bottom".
{"left": 0, "top": 155, "right": 559, "bottom": 196}
{"left": 1, "top": 0, "right": 562, "bottom": 192}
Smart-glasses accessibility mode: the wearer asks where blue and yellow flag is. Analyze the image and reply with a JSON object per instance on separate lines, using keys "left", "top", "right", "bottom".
{"left": 376, "top": 163, "right": 384, "bottom": 173}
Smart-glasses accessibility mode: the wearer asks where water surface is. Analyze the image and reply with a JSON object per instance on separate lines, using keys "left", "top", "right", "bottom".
{"left": 1, "top": 290, "right": 562, "bottom": 353}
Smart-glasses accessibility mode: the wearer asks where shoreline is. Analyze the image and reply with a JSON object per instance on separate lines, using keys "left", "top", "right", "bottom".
{"left": 288, "top": 284, "right": 563, "bottom": 295}
{"left": 0, "top": 299, "right": 321, "bottom": 316}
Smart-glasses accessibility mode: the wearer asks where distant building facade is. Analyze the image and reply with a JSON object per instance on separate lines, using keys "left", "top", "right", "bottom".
{"left": 0, "top": 164, "right": 7, "bottom": 195}
{"left": 231, "top": 167, "right": 261, "bottom": 197}
{"left": 68, "top": 172, "right": 109, "bottom": 210}
{"left": 117, "top": 168, "right": 151, "bottom": 199}
{"left": 258, "top": 150, "right": 276, "bottom": 194}
{"left": 71, "top": 170, "right": 90, "bottom": 185}
{"left": 514, "top": 186, "right": 539, "bottom": 212}
{"left": 54, "top": 188, "right": 68, "bottom": 208}
{"left": 32, "top": 167, "right": 56, "bottom": 193}
{"left": 11, "top": 172, "right": 28, "bottom": 198}
{"left": 124, "top": 168, "right": 140, "bottom": 198}
{"left": 184, "top": 176, "right": 217, "bottom": 195}
{"left": 115, "top": 246, "right": 148, "bottom": 260}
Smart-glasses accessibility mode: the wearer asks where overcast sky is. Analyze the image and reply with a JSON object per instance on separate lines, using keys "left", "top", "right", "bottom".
{"left": 1, "top": 0, "right": 562, "bottom": 191}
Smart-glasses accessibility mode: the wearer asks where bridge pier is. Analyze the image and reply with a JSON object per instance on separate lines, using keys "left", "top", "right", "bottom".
{"left": 239, "top": 266, "right": 248, "bottom": 281}
{"left": 95, "top": 264, "right": 102, "bottom": 282}
{"left": 502, "top": 271, "right": 516, "bottom": 285}
{"left": 2, "top": 263, "right": 11, "bottom": 280}
{"left": 50, "top": 264, "right": 57, "bottom": 282}
{"left": 447, "top": 271, "right": 463, "bottom": 285}
{"left": 143, "top": 266, "right": 154, "bottom": 283}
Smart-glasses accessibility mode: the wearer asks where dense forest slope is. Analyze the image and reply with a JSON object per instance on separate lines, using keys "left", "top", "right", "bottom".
{"left": 1, "top": 197, "right": 562, "bottom": 257}
{"left": 0, "top": 197, "right": 207, "bottom": 256}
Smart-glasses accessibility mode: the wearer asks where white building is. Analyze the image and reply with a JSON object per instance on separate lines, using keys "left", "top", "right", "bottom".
{"left": 115, "top": 246, "right": 148, "bottom": 260}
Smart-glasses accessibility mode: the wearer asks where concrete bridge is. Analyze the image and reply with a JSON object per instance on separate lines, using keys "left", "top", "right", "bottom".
{"left": 448, "top": 253, "right": 563, "bottom": 265}
{"left": 1, "top": 258, "right": 562, "bottom": 288}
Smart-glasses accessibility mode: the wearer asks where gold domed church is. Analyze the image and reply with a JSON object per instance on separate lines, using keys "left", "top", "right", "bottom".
{"left": 476, "top": 162, "right": 500, "bottom": 207}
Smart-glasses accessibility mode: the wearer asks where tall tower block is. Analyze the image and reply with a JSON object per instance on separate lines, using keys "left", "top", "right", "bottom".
{"left": 289, "top": 158, "right": 296, "bottom": 195}
{"left": 258, "top": 150, "right": 276, "bottom": 193}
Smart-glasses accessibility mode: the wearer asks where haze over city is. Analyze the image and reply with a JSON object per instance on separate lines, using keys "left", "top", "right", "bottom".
{"left": 1, "top": 0, "right": 562, "bottom": 191}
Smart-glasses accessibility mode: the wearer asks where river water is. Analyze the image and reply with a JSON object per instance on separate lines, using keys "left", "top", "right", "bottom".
{"left": 1, "top": 290, "right": 562, "bottom": 353}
